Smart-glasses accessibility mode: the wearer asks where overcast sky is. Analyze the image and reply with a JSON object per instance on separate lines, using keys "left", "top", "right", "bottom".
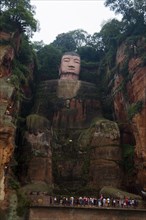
{"left": 30, "top": 0, "right": 121, "bottom": 45}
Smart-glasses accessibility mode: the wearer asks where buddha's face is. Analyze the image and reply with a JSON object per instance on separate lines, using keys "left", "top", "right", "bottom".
{"left": 59, "top": 54, "right": 80, "bottom": 75}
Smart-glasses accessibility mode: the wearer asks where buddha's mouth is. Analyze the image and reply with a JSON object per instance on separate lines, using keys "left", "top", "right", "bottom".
{"left": 68, "top": 67, "right": 75, "bottom": 69}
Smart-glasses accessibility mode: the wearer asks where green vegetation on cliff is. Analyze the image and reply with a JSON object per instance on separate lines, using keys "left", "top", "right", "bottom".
{"left": 26, "top": 114, "right": 50, "bottom": 132}
{"left": 127, "top": 101, "right": 143, "bottom": 120}
{"left": 0, "top": 0, "right": 37, "bottom": 35}
{"left": 122, "top": 144, "right": 135, "bottom": 174}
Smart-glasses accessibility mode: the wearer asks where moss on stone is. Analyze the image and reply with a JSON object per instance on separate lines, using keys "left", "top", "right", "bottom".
{"left": 127, "top": 101, "right": 143, "bottom": 120}
{"left": 0, "top": 209, "right": 7, "bottom": 220}
{"left": 76, "top": 186, "right": 99, "bottom": 197}
{"left": 78, "top": 127, "right": 95, "bottom": 148}
{"left": 100, "top": 186, "right": 142, "bottom": 200}
{"left": 16, "top": 190, "right": 30, "bottom": 217}
{"left": 8, "top": 177, "right": 20, "bottom": 190}
{"left": 121, "top": 144, "right": 135, "bottom": 174}
{"left": 26, "top": 114, "right": 50, "bottom": 132}
{"left": 20, "top": 182, "right": 53, "bottom": 194}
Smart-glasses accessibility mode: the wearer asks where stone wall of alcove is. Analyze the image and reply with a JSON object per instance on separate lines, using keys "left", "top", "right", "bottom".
{"left": 0, "top": 32, "right": 19, "bottom": 211}
{"left": 112, "top": 38, "right": 146, "bottom": 189}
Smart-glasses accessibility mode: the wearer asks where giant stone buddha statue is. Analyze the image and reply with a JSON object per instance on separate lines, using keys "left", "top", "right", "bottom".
{"left": 22, "top": 51, "right": 122, "bottom": 193}
{"left": 59, "top": 51, "right": 80, "bottom": 80}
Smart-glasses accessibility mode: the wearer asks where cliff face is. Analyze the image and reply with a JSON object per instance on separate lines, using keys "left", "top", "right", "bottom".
{"left": 112, "top": 38, "right": 146, "bottom": 189}
{"left": 16, "top": 36, "right": 146, "bottom": 198}
{"left": 0, "top": 31, "right": 34, "bottom": 217}
{"left": 0, "top": 29, "right": 145, "bottom": 215}
{"left": 0, "top": 32, "right": 17, "bottom": 207}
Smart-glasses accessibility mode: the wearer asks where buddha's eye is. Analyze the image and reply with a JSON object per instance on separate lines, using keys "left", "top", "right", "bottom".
{"left": 74, "top": 59, "right": 80, "bottom": 64}
{"left": 63, "top": 58, "right": 70, "bottom": 62}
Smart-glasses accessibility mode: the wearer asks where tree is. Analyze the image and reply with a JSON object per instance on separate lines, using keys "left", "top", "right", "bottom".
{"left": 18, "top": 34, "right": 34, "bottom": 65}
{"left": 105, "top": 0, "right": 146, "bottom": 36}
{"left": 105, "top": 0, "right": 146, "bottom": 17}
{"left": 77, "top": 46, "right": 100, "bottom": 62}
{"left": 88, "top": 19, "right": 122, "bottom": 54}
{"left": 105, "top": 0, "right": 133, "bottom": 16}
{"left": 52, "top": 32, "right": 76, "bottom": 52}
{"left": 99, "top": 19, "right": 123, "bottom": 50}
{"left": 69, "top": 29, "right": 90, "bottom": 48}
{"left": 32, "top": 40, "right": 45, "bottom": 52}
{"left": 52, "top": 29, "right": 90, "bottom": 52}
{"left": 37, "top": 45, "right": 62, "bottom": 81}
{"left": 0, "top": 0, "right": 38, "bottom": 36}
{"left": 90, "top": 18, "right": 122, "bottom": 71}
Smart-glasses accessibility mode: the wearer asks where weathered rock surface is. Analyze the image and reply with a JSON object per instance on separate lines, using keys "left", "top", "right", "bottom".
{"left": 100, "top": 186, "right": 142, "bottom": 200}
{"left": 23, "top": 130, "right": 52, "bottom": 185}
{"left": 113, "top": 38, "right": 146, "bottom": 189}
{"left": 79, "top": 118, "right": 122, "bottom": 189}
{"left": 0, "top": 38, "right": 17, "bottom": 204}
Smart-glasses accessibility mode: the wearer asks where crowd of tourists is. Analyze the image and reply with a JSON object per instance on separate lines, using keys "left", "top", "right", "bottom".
{"left": 29, "top": 191, "right": 140, "bottom": 209}
{"left": 52, "top": 195, "right": 139, "bottom": 208}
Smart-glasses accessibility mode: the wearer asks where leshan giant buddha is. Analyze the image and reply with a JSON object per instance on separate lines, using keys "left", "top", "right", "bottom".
{"left": 21, "top": 51, "right": 122, "bottom": 194}
{"left": 59, "top": 52, "right": 80, "bottom": 80}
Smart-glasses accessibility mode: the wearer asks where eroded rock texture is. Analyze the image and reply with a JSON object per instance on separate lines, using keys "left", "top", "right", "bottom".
{"left": 0, "top": 32, "right": 17, "bottom": 205}
{"left": 113, "top": 38, "right": 146, "bottom": 189}
{"left": 89, "top": 119, "right": 122, "bottom": 189}
{"left": 20, "top": 119, "right": 52, "bottom": 186}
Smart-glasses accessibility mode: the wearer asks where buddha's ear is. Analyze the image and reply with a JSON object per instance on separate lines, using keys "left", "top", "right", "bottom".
{"left": 59, "top": 66, "right": 61, "bottom": 75}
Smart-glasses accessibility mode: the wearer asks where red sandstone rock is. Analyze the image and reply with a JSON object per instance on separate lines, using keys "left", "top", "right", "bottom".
{"left": 113, "top": 39, "right": 146, "bottom": 188}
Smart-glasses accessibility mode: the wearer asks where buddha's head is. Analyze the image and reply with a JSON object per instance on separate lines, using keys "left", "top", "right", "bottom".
{"left": 59, "top": 52, "right": 81, "bottom": 80}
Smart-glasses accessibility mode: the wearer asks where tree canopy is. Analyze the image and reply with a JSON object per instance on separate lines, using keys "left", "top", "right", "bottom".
{"left": 36, "top": 45, "right": 62, "bottom": 81}
{"left": 52, "top": 29, "right": 90, "bottom": 53}
{"left": 0, "top": 0, "right": 38, "bottom": 35}
{"left": 1, "top": 0, "right": 146, "bottom": 85}
{"left": 105, "top": 0, "right": 146, "bottom": 36}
